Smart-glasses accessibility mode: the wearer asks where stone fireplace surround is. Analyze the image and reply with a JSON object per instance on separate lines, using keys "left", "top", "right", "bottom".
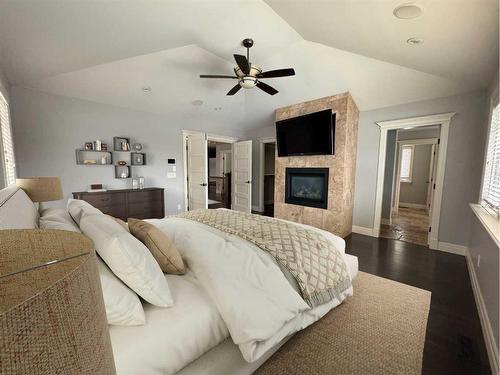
{"left": 274, "top": 92, "right": 359, "bottom": 238}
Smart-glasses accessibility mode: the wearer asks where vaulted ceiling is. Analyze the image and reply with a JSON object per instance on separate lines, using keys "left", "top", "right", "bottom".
{"left": 0, "top": 0, "right": 497, "bottom": 130}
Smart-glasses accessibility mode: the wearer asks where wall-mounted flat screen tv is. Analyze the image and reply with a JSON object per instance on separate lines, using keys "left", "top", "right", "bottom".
{"left": 276, "top": 109, "right": 335, "bottom": 156}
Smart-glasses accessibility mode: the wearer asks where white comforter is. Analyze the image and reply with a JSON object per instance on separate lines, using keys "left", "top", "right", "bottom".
{"left": 149, "top": 216, "right": 354, "bottom": 363}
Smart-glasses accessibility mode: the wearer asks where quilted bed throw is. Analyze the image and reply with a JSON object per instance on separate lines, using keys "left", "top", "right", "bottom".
{"left": 175, "top": 209, "right": 351, "bottom": 307}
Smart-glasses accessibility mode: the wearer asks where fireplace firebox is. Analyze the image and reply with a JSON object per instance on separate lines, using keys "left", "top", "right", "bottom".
{"left": 285, "top": 168, "right": 329, "bottom": 209}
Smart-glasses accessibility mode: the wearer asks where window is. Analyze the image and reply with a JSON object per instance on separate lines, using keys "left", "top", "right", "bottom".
{"left": 399, "top": 145, "right": 414, "bottom": 183}
{"left": 0, "top": 91, "right": 16, "bottom": 187}
{"left": 481, "top": 101, "right": 500, "bottom": 216}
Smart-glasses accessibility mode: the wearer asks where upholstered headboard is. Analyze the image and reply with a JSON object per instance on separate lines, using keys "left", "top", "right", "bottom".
{"left": 0, "top": 185, "right": 39, "bottom": 230}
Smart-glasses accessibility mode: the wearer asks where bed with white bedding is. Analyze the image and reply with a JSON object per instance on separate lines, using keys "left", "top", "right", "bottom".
{"left": 110, "top": 213, "right": 359, "bottom": 374}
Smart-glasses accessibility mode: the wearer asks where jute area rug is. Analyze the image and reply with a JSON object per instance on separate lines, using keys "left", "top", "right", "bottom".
{"left": 256, "top": 272, "right": 431, "bottom": 375}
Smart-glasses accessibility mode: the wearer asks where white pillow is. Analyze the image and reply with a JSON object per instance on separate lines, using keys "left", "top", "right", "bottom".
{"left": 80, "top": 213, "right": 173, "bottom": 307}
{"left": 40, "top": 208, "right": 81, "bottom": 233}
{"left": 0, "top": 186, "right": 38, "bottom": 229}
{"left": 97, "top": 257, "right": 146, "bottom": 326}
{"left": 67, "top": 198, "right": 103, "bottom": 224}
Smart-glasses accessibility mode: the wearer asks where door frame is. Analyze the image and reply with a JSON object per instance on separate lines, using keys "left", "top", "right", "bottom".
{"left": 258, "top": 136, "right": 276, "bottom": 212}
{"left": 182, "top": 130, "right": 238, "bottom": 211}
{"left": 373, "top": 112, "right": 455, "bottom": 249}
{"left": 393, "top": 138, "right": 439, "bottom": 217}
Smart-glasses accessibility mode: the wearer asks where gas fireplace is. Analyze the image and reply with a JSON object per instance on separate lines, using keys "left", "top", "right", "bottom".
{"left": 285, "top": 168, "right": 329, "bottom": 209}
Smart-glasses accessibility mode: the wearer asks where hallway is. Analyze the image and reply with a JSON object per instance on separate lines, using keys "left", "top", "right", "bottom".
{"left": 379, "top": 207, "right": 429, "bottom": 246}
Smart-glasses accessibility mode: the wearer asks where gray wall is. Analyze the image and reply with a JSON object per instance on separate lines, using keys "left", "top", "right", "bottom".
{"left": 381, "top": 130, "right": 396, "bottom": 219}
{"left": 354, "top": 90, "right": 489, "bottom": 246}
{"left": 468, "top": 212, "right": 499, "bottom": 351}
{"left": 399, "top": 144, "right": 432, "bottom": 206}
{"left": 11, "top": 86, "right": 245, "bottom": 214}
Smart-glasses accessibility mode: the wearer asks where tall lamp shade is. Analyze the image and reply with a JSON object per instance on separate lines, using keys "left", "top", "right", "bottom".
{"left": 16, "top": 177, "right": 63, "bottom": 203}
{"left": 0, "top": 229, "right": 116, "bottom": 374}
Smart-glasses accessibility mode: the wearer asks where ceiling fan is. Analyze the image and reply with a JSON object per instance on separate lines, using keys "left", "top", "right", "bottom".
{"left": 200, "top": 38, "right": 295, "bottom": 96}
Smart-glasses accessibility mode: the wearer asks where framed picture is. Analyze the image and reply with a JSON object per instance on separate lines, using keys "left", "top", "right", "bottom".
{"left": 84, "top": 142, "right": 93, "bottom": 150}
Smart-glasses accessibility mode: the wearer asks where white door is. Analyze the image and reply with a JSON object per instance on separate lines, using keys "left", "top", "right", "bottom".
{"left": 187, "top": 133, "right": 208, "bottom": 210}
{"left": 232, "top": 140, "right": 252, "bottom": 213}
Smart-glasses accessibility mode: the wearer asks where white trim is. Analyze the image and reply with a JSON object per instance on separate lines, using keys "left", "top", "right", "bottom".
{"left": 436, "top": 242, "right": 467, "bottom": 256}
{"left": 470, "top": 203, "right": 500, "bottom": 246}
{"left": 397, "top": 138, "right": 439, "bottom": 145}
{"left": 207, "top": 134, "right": 239, "bottom": 144}
{"left": 465, "top": 248, "right": 499, "bottom": 375}
{"left": 398, "top": 202, "right": 427, "bottom": 209}
{"left": 352, "top": 225, "right": 376, "bottom": 237}
{"left": 374, "top": 112, "right": 455, "bottom": 248}
{"left": 258, "top": 137, "right": 276, "bottom": 212}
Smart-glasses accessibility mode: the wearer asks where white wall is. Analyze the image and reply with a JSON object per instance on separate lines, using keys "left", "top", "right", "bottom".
{"left": 354, "top": 90, "right": 489, "bottom": 246}
{"left": 11, "top": 86, "right": 245, "bottom": 214}
{"left": 381, "top": 130, "right": 396, "bottom": 219}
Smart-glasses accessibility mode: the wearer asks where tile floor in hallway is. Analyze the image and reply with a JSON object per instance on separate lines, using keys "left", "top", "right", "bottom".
{"left": 380, "top": 207, "right": 430, "bottom": 246}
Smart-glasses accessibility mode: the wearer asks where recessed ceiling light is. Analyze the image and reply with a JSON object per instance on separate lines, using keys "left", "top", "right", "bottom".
{"left": 141, "top": 87, "right": 152, "bottom": 93}
{"left": 406, "top": 37, "right": 424, "bottom": 46}
{"left": 192, "top": 100, "right": 203, "bottom": 106}
{"left": 393, "top": 3, "right": 423, "bottom": 19}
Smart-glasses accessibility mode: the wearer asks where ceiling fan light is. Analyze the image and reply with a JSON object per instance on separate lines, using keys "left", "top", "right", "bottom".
{"left": 240, "top": 77, "right": 257, "bottom": 88}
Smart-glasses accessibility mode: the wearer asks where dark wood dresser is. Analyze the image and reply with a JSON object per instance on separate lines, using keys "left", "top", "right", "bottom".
{"left": 72, "top": 188, "right": 165, "bottom": 221}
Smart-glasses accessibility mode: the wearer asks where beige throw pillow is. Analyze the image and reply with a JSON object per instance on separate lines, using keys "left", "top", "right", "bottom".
{"left": 128, "top": 218, "right": 186, "bottom": 275}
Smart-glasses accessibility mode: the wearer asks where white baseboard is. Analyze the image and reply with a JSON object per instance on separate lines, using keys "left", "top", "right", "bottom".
{"left": 381, "top": 218, "right": 391, "bottom": 225}
{"left": 399, "top": 202, "right": 427, "bottom": 209}
{"left": 436, "top": 241, "right": 467, "bottom": 256}
{"left": 465, "top": 249, "right": 499, "bottom": 375}
{"left": 352, "top": 225, "right": 376, "bottom": 237}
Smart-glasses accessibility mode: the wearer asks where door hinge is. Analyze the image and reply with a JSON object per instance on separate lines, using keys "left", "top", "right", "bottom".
{"left": 433, "top": 183, "right": 436, "bottom": 190}
{"left": 429, "top": 227, "right": 432, "bottom": 233}
{"left": 437, "top": 138, "right": 441, "bottom": 145}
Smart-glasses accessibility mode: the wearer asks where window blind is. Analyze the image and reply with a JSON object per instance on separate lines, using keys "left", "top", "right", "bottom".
{"left": 0, "top": 92, "right": 16, "bottom": 186}
{"left": 481, "top": 101, "right": 500, "bottom": 214}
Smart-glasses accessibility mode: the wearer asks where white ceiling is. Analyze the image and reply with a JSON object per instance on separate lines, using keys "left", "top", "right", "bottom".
{"left": 0, "top": 0, "right": 497, "bottom": 131}
{"left": 265, "top": 0, "right": 499, "bottom": 89}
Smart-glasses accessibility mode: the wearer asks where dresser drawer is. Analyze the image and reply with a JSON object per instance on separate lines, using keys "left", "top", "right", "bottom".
{"left": 127, "top": 190, "right": 162, "bottom": 204}
{"left": 128, "top": 202, "right": 164, "bottom": 219}
{"left": 79, "top": 193, "right": 126, "bottom": 207}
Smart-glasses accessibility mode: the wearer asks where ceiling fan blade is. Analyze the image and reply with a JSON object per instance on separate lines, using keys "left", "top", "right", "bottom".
{"left": 200, "top": 74, "right": 237, "bottom": 79}
{"left": 234, "top": 54, "right": 250, "bottom": 74}
{"left": 227, "top": 84, "right": 242, "bottom": 96}
{"left": 258, "top": 68, "right": 295, "bottom": 79}
{"left": 256, "top": 81, "right": 278, "bottom": 96}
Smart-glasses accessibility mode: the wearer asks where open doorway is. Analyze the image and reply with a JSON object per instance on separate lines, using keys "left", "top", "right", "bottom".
{"left": 373, "top": 112, "right": 455, "bottom": 250}
{"left": 182, "top": 130, "right": 253, "bottom": 213}
{"left": 256, "top": 137, "right": 276, "bottom": 217}
{"left": 207, "top": 141, "right": 232, "bottom": 209}
{"left": 379, "top": 126, "right": 439, "bottom": 246}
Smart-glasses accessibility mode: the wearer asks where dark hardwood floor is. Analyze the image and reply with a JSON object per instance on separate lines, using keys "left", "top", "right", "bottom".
{"left": 345, "top": 233, "right": 491, "bottom": 374}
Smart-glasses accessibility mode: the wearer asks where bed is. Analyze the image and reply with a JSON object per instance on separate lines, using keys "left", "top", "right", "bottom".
{"left": 110, "top": 213, "right": 359, "bottom": 374}
{"left": 0, "top": 185, "right": 359, "bottom": 375}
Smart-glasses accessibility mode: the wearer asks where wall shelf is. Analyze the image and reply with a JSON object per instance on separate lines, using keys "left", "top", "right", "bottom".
{"left": 115, "top": 165, "right": 131, "bottom": 179}
{"left": 75, "top": 149, "right": 112, "bottom": 165}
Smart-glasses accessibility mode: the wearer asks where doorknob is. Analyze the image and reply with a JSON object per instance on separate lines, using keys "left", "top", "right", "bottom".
{"left": 200, "top": 183, "right": 208, "bottom": 187}
{"left": 246, "top": 180, "right": 251, "bottom": 184}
